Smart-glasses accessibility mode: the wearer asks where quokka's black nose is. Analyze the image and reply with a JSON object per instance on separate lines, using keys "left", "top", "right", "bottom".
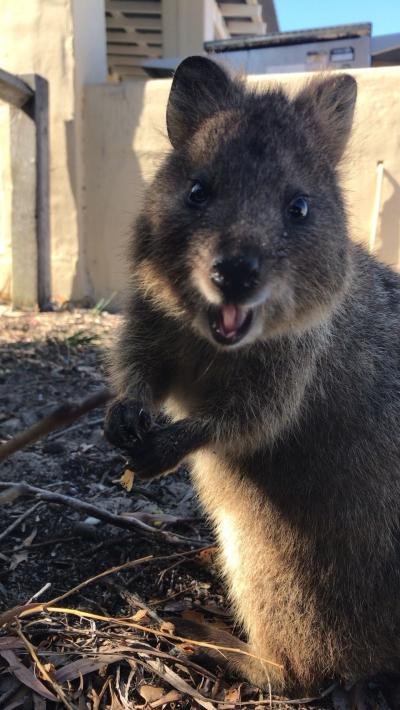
{"left": 210, "top": 254, "right": 261, "bottom": 300}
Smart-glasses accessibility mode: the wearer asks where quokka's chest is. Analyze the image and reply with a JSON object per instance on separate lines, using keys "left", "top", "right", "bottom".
{"left": 189, "top": 450, "right": 294, "bottom": 587}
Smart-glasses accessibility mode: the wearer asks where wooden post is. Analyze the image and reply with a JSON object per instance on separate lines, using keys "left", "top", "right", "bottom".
{"left": 0, "top": 68, "right": 50, "bottom": 310}
{"left": 26, "top": 74, "right": 51, "bottom": 310}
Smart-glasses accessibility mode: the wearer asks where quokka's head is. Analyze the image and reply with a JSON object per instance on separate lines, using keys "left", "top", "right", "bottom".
{"left": 134, "top": 56, "right": 357, "bottom": 349}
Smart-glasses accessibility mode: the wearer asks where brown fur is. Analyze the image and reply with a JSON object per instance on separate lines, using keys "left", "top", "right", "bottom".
{"left": 105, "top": 57, "right": 400, "bottom": 694}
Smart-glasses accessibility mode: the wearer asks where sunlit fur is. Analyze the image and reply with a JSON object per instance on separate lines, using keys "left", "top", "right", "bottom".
{"left": 108, "top": 58, "right": 400, "bottom": 693}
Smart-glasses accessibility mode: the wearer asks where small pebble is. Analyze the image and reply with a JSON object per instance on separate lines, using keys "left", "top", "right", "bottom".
{"left": 67, "top": 486, "right": 80, "bottom": 495}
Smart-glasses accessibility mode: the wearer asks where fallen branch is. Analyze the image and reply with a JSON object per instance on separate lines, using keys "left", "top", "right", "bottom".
{"left": 0, "top": 388, "right": 113, "bottom": 462}
{"left": 0, "top": 482, "right": 206, "bottom": 547}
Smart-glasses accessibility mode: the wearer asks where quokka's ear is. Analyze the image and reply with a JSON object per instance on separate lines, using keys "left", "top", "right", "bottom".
{"left": 295, "top": 74, "right": 357, "bottom": 164}
{"left": 166, "top": 56, "right": 234, "bottom": 148}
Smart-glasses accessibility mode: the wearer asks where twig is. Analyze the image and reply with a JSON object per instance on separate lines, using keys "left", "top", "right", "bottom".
{"left": 0, "top": 501, "right": 42, "bottom": 543}
{"left": 3, "top": 535, "right": 79, "bottom": 554}
{"left": 20, "top": 606, "right": 284, "bottom": 671}
{"left": 107, "top": 580, "right": 164, "bottom": 624}
{"left": 43, "top": 545, "right": 214, "bottom": 608}
{"left": 52, "top": 628, "right": 218, "bottom": 680}
{"left": 1, "top": 546, "right": 213, "bottom": 628}
{"left": 27, "top": 583, "right": 52, "bottom": 603}
{"left": 0, "top": 481, "right": 205, "bottom": 546}
{"left": 48, "top": 416, "right": 105, "bottom": 441}
{"left": 43, "top": 555, "right": 154, "bottom": 608}
{"left": 15, "top": 622, "right": 75, "bottom": 710}
{"left": 138, "top": 657, "right": 216, "bottom": 710}
{"left": 195, "top": 680, "right": 339, "bottom": 706}
{"left": 0, "top": 388, "right": 112, "bottom": 462}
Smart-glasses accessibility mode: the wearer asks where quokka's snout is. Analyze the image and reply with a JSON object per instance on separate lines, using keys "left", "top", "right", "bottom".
{"left": 193, "top": 239, "right": 274, "bottom": 347}
{"left": 210, "top": 250, "right": 261, "bottom": 303}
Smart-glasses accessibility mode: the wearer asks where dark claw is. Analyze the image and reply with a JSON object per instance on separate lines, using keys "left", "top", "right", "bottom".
{"left": 138, "top": 408, "right": 152, "bottom": 434}
{"left": 104, "top": 399, "right": 153, "bottom": 450}
{"left": 106, "top": 408, "right": 204, "bottom": 483}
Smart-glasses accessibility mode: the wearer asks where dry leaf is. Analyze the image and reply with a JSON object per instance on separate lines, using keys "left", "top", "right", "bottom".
{"left": 108, "top": 684, "right": 126, "bottom": 710}
{"left": 224, "top": 686, "right": 241, "bottom": 703}
{"left": 202, "top": 603, "right": 230, "bottom": 618}
{"left": 182, "top": 608, "right": 231, "bottom": 634}
{"left": 182, "top": 609, "right": 206, "bottom": 624}
{"left": 0, "top": 649, "right": 58, "bottom": 702}
{"left": 150, "top": 690, "right": 181, "bottom": 708}
{"left": 112, "top": 469, "right": 134, "bottom": 492}
{"left": 159, "top": 621, "right": 175, "bottom": 635}
{"left": 0, "top": 487, "right": 22, "bottom": 505}
{"left": 54, "top": 654, "right": 124, "bottom": 683}
{"left": 3, "top": 698, "right": 32, "bottom": 710}
{"left": 175, "top": 642, "right": 195, "bottom": 656}
{"left": 9, "top": 550, "right": 29, "bottom": 571}
{"left": 142, "top": 658, "right": 216, "bottom": 710}
{"left": 0, "top": 637, "right": 25, "bottom": 650}
{"left": 131, "top": 609, "right": 149, "bottom": 622}
{"left": 33, "top": 693, "right": 47, "bottom": 710}
{"left": 92, "top": 676, "right": 111, "bottom": 710}
{"left": 196, "top": 546, "right": 218, "bottom": 565}
{"left": 22, "top": 529, "right": 37, "bottom": 548}
{"left": 37, "top": 662, "right": 56, "bottom": 681}
{"left": 139, "top": 685, "right": 165, "bottom": 703}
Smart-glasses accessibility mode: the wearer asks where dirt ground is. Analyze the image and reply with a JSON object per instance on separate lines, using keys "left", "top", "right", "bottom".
{"left": 0, "top": 308, "right": 212, "bottom": 608}
{"left": 0, "top": 308, "right": 393, "bottom": 709}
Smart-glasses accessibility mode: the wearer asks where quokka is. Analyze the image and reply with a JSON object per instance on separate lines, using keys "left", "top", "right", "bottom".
{"left": 105, "top": 56, "right": 400, "bottom": 693}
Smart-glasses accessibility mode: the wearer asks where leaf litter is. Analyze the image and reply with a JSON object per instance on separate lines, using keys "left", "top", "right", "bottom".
{"left": 0, "top": 308, "right": 395, "bottom": 709}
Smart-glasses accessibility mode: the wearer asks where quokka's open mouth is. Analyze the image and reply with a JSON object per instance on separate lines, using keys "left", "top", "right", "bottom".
{"left": 208, "top": 304, "right": 253, "bottom": 346}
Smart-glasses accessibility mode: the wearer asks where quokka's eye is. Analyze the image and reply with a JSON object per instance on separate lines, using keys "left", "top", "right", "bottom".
{"left": 187, "top": 181, "right": 209, "bottom": 206}
{"left": 287, "top": 196, "right": 309, "bottom": 221}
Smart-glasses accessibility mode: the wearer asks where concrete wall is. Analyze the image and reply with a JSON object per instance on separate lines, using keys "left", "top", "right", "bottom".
{"left": 84, "top": 66, "right": 400, "bottom": 304}
{"left": 0, "top": 0, "right": 106, "bottom": 305}
{"left": 0, "top": 102, "right": 12, "bottom": 300}
{"left": 84, "top": 79, "right": 170, "bottom": 304}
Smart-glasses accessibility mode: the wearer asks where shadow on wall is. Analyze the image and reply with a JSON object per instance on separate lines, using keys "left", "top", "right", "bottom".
{"left": 64, "top": 118, "right": 91, "bottom": 305}
{"left": 376, "top": 170, "right": 400, "bottom": 270}
{"left": 82, "top": 80, "right": 170, "bottom": 310}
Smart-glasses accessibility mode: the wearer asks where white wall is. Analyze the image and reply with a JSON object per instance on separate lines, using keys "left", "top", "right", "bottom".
{"left": 83, "top": 67, "right": 400, "bottom": 304}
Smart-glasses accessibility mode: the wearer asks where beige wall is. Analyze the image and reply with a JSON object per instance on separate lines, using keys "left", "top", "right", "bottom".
{"left": 84, "top": 66, "right": 400, "bottom": 304}
{"left": 0, "top": 103, "right": 12, "bottom": 300}
{"left": 0, "top": 0, "right": 106, "bottom": 305}
{"left": 84, "top": 79, "right": 170, "bottom": 304}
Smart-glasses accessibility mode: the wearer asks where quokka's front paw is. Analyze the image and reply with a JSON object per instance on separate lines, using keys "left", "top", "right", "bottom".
{"left": 127, "top": 421, "right": 193, "bottom": 479}
{"left": 104, "top": 398, "right": 153, "bottom": 451}
{"left": 125, "top": 427, "right": 182, "bottom": 480}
